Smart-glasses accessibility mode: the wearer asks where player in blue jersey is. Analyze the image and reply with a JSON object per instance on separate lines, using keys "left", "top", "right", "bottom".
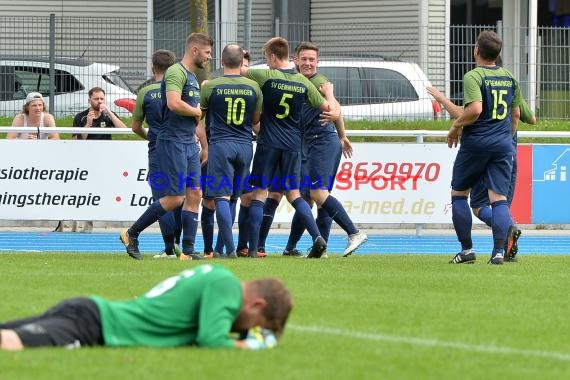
{"left": 232, "top": 49, "right": 264, "bottom": 257}
{"left": 200, "top": 44, "right": 263, "bottom": 258}
{"left": 259, "top": 42, "right": 368, "bottom": 258}
{"left": 131, "top": 49, "right": 182, "bottom": 259}
{"left": 445, "top": 30, "right": 522, "bottom": 265}
{"left": 428, "top": 85, "right": 536, "bottom": 262}
{"left": 199, "top": 50, "right": 265, "bottom": 258}
{"left": 0, "top": 264, "right": 292, "bottom": 350}
{"left": 120, "top": 33, "right": 212, "bottom": 260}
{"left": 242, "top": 37, "right": 339, "bottom": 258}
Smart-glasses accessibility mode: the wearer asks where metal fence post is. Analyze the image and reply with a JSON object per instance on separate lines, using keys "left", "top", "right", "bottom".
{"left": 244, "top": 0, "right": 252, "bottom": 51}
{"left": 49, "top": 13, "right": 55, "bottom": 114}
{"left": 416, "top": 132, "right": 424, "bottom": 236}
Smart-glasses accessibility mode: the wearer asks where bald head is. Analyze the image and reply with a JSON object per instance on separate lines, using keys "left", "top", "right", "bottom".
{"left": 222, "top": 44, "right": 244, "bottom": 69}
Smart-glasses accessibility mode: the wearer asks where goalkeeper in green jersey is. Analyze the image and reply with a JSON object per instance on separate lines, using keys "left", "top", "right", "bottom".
{"left": 0, "top": 264, "right": 292, "bottom": 351}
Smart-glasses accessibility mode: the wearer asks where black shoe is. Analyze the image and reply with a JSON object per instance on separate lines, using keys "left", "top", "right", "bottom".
{"left": 307, "top": 236, "right": 327, "bottom": 259}
{"left": 449, "top": 249, "right": 476, "bottom": 264}
{"left": 283, "top": 248, "right": 304, "bottom": 257}
{"left": 225, "top": 252, "right": 238, "bottom": 259}
{"left": 505, "top": 225, "right": 522, "bottom": 262}
{"left": 119, "top": 229, "right": 142, "bottom": 260}
{"left": 488, "top": 252, "right": 504, "bottom": 265}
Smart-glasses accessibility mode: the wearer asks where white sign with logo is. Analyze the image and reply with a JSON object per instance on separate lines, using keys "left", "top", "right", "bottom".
{"left": 0, "top": 140, "right": 458, "bottom": 223}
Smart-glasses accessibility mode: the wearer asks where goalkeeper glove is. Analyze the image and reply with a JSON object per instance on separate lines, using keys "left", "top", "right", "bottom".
{"left": 241, "top": 326, "right": 278, "bottom": 350}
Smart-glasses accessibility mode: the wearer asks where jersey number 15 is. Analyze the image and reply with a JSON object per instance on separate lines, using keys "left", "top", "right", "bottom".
{"left": 491, "top": 89, "right": 508, "bottom": 120}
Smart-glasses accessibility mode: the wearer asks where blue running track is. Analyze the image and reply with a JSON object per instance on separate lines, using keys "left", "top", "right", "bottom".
{"left": 0, "top": 231, "right": 567, "bottom": 255}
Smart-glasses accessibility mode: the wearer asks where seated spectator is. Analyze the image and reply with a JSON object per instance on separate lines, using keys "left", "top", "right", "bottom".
{"left": 6, "top": 92, "right": 63, "bottom": 231}
{"left": 70, "top": 86, "right": 126, "bottom": 231}
{"left": 73, "top": 86, "right": 127, "bottom": 140}
{"left": 6, "top": 92, "right": 59, "bottom": 140}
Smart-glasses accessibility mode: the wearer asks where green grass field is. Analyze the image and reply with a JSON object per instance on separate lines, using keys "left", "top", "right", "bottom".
{"left": 1, "top": 253, "right": 569, "bottom": 379}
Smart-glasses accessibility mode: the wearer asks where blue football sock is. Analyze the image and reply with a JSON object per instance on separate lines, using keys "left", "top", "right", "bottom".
{"left": 451, "top": 195, "right": 472, "bottom": 250}
{"left": 491, "top": 200, "right": 511, "bottom": 254}
{"left": 230, "top": 198, "right": 238, "bottom": 225}
{"left": 258, "top": 198, "right": 279, "bottom": 249}
{"left": 215, "top": 199, "right": 235, "bottom": 254}
{"left": 286, "top": 211, "right": 305, "bottom": 251}
{"left": 248, "top": 200, "right": 264, "bottom": 254}
{"left": 173, "top": 205, "right": 182, "bottom": 245}
{"left": 291, "top": 198, "right": 320, "bottom": 240}
{"left": 200, "top": 204, "right": 215, "bottom": 253}
{"left": 158, "top": 211, "right": 176, "bottom": 254}
{"left": 316, "top": 207, "right": 333, "bottom": 242}
{"left": 476, "top": 206, "right": 492, "bottom": 227}
{"left": 181, "top": 210, "right": 199, "bottom": 254}
{"left": 237, "top": 205, "right": 250, "bottom": 250}
{"left": 129, "top": 201, "right": 168, "bottom": 238}
{"left": 216, "top": 198, "right": 238, "bottom": 253}
{"left": 321, "top": 195, "right": 357, "bottom": 235}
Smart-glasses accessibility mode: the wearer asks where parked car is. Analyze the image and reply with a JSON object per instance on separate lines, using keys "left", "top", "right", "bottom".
{"left": 248, "top": 57, "right": 440, "bottom": 121}
{"left": 0, "top": 56, "right": 136, "bottom": 117}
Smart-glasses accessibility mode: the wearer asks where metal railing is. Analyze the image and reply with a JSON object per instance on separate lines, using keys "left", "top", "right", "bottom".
{"left": 2, "top": 127, "right": 570, "bottom": 141}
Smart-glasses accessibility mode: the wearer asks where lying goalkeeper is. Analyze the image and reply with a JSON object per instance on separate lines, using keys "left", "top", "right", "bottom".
{"left": 0, "top": 264, "right": 291, "bottom": 351}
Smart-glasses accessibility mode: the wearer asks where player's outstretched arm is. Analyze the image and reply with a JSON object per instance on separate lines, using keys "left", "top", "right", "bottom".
{"left": 426, "top": 86, "right": 463, "bottom": 119}
{"left": 446, "top": 101, "right": 482, "bottom": 148}
{"left": 196, "top": 119, "right": 208, "bottom": 166}
{"left": 334, "top": 116, "right": 353, "bottom": 158}
{"left": 131, "top": 119, "right": 148, "bottom": 140}
{"left": 318, "top": 82, "right": 341, "bottom": 121}
{"left": 511, "top": 105, "right": 521, "bottom": 136}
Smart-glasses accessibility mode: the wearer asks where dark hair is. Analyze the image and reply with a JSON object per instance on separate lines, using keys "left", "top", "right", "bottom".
{"left": 186, "top": 32, "right": 213, "bottom": 47}
{"left": 294, "top": 42, "right": 319, "bottom": 57}
{"left": 221, "top": 44, "right": 244, "bottom": 69}
{"left": 250, "top": 278, "right": 293, "bottom": 338}
{"left": 152, "top": 49, "right": 176, "bottom": 74}
{"left": 88, "top": 87, "right": 105, "bottom": 97}
{"left": 263, "top": 37, "right": 289, "bottom": 61}
{"left": 476, "top": 30, "right": 502, "bottom": 61}
{"left": 243, "top": 49, "right": 250, "bottom": 63}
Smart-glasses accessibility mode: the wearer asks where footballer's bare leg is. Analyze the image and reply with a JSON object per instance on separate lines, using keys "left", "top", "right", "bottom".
{"left": 0, "top": 330, "right": 24, "bottom": 351}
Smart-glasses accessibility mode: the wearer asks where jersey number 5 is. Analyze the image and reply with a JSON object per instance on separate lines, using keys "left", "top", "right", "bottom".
{"left": 491, "top": 89, "right": 508, "bottom": 120}
{"left": 276, "top": 93, "right": 293, "bottom": 119}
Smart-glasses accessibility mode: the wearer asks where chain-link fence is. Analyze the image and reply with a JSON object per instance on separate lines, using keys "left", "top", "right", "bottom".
{"left": 1, "top": 15, "right": 568, "bottom": 120}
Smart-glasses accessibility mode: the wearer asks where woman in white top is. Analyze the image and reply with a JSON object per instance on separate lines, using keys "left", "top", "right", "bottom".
{"left": 6, "top": 92, "right": 59, "bottom": 140}
{"left": 7, "top": 92, "right": 64, "bottom": 232}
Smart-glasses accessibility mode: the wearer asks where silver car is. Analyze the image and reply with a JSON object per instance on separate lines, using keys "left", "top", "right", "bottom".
{"left": 0, "top": 56, "right": 136, "bottom": 117}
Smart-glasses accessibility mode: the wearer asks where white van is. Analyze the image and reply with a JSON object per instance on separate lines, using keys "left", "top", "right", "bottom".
{"left": 249, "top": 58, "right": 440, "bottom": 121}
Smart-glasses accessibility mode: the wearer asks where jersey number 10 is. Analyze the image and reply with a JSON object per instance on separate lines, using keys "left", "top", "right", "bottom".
{"left": 225, "top": 97, "right": 246, "bottom": 125}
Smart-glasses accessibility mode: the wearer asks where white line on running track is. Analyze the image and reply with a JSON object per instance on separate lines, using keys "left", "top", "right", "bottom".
{"left": 289, "top": 325, "right": 570, "bottom": 362}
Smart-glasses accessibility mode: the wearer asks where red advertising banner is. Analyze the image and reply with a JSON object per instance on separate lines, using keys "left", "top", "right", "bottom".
{"left": 510, "top": 144, "right": 532, "bottom": 224}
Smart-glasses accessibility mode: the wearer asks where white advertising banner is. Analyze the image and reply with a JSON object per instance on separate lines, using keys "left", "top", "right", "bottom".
{"left": 273, "top": 142, "right": 458, "bottom": 223}
{"left": 0, "top": 140, "right": 459, "bottom": 223}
